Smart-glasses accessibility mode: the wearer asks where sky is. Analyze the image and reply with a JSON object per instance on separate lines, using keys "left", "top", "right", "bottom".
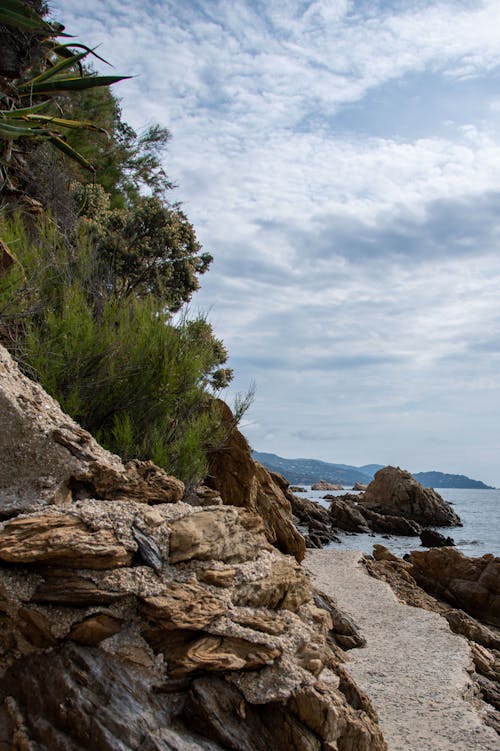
{"left": 52, "top": 0, "right": 500, "bottom": 486}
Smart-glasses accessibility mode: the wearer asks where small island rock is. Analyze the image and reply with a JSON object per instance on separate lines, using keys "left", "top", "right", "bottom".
{"left": 311, "top": 480, "right": 344, "bottom": 491}
{"left": 359, "top": 466, "right": 461, "bottom": 527}
{"left": 420, "top": 529, "right": 455, "bottom": 548}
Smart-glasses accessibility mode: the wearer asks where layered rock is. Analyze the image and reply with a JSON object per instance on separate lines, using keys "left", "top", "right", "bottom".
{"left": 359, "top": 466, "right": 461, "bottom": 527}
{"left": 0, "top": 346, "right": 386, "bottom": 751}
{"left": 206, "top": 402, "right": 306, "bottom": 561}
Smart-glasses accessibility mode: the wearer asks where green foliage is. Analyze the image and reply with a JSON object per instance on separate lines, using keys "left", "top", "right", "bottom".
{"left": 77, "top": 191, "right": 212, "bottom": 310}
{"left": 62, "top": 86, "right": 174, "bottom": 207}
{"left": 0, "top": 3, "right": 250, "bottom": 486}
{"left": 0, "top": 214, "right": 231, "bottom": 482}
{"left": 0, "top": 0, "right": 130, "bottom": 187}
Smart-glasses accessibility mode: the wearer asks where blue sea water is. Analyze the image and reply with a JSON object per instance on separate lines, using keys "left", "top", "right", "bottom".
{"left": 301, "top": 487, "right": 500, "bottom": 558}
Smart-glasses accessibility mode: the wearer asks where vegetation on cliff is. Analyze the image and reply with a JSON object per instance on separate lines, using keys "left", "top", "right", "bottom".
{"left": 0, "top": 0, "right": 241, "bottom": 483}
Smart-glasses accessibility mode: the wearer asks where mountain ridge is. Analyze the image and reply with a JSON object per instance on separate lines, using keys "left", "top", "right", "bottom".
{"left": 252, "top": 451, "right": 494, "bottom": 489}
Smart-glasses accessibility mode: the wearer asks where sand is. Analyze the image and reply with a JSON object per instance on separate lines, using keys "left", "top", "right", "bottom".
{"left": 305, "top": 549, "right": 499, "bottom": 751}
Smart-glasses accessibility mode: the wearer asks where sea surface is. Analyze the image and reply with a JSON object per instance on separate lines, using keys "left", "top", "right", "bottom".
{"left": 300, "top": 487, "right": 500, "bottom": 558}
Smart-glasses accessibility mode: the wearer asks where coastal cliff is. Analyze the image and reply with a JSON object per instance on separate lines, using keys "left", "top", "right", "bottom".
{"left": 0, "top": 344, "right": 386, "bottom": 750}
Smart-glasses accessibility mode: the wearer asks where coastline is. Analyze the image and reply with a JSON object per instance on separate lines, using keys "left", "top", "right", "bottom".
{"left": 305, "top": 548, "right": 500, "bottom": 751}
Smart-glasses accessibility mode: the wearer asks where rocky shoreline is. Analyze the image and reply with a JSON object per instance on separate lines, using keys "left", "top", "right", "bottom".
{"left": 1, "top": 342, "right": 498, "bottom": 749}
{"left": 0, "top": 344, "right": 385, "bottom": 750}
{"left": 307, "top": 549, "right": 500, "bottom": 750}
{"left": 283, "top": 467, "right": 462, "bottom": 549}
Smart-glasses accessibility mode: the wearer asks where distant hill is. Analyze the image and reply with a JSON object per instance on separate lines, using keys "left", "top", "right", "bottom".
{"left": 252, "top": 451, "right": 493, "bottom": 489}
{"left": 412, "top": 471, "right": 493, "bottom": 489}
{"left": 252, "top": 452, "right": 376, "bottom": 486}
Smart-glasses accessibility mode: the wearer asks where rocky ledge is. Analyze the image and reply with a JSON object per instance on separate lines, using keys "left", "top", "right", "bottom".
{"left": 0, "top": 345, "right": 386, "bottom": 751}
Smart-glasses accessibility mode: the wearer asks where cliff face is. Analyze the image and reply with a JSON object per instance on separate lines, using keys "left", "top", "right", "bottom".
{"left": 0, "top": 345, "right": 386, "bottom": 751}
{"left": 206, "top": 400, "right": 306, "bottom": 562}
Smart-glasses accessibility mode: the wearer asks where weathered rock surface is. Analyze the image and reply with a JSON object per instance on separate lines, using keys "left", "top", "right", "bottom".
{"left": 0, "top": 345, "right": 184, "bottom": 518}
{"left": 287, "top": 489, "right": 341, "bottom": 548}
{"left": 206, "top": 401, "right": 306, "bottom": 562}
{"left": 409, "top": 547, "right": 500, "bottom": 627}
{"left": 328, "top": 496, "right": 421, "bottom": 536}
{"left": 0, "top": 345, "right": 386, "bottom": 751}
{"left": 328, "top": 498, "right": 370, "bottom": 533}
{"left": 353, "top": 482, "right": 368, "bottom": 491}
{"left": 359, "top": 466, "right": 461, "bottom": 527}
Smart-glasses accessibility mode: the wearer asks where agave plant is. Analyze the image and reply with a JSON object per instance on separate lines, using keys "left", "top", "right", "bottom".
{"left": 0, "top": 0, "right": 130, "bottom": 178}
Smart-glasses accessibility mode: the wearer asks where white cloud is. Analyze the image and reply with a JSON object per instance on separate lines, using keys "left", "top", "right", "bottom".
{"left": 51, "top": 0, "right": 500, "bottom": 484}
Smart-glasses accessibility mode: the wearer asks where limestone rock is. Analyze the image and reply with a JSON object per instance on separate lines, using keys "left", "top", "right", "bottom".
{"left": 233, "top": 555, "right": 311, "bottom": 611}
{"left": 205, "top": 401, "right": 306, "bottom": 561}
{"left": 353, "top": 482, "right": 368, "bottom": 491}
{"left": 183, "top": 484, "right": 224, "bottom": 507}
{"left": 372, "top": 544, "right": 401, "bottom": 563}
{"left": 362, "top": 507, "right": 421, "bottom": 536}
{"left": 68, "top": 613, "right": 123, "bottom": 645}
{"left": 141, "top": 582, "right": 227, "bottom": 630}
{"left": 443, "top": 609, "right": 500, "bottom": 650}
{"left": 329, "top": 497, "right": 370, "bottom": 533}
{"left": 288, "top": 492, "right": 340, "bottom": 547}
{"left": 313, "top": 589, "right": 366, "bottom": 650}
{"left": 328, "top": 496, "right": 421, "bottom": 537}
{"left": 359, "top": 466, "right": 461, "bottom": 527}
{"left": 168, "top": 507, "right": 271, "bottom": 564}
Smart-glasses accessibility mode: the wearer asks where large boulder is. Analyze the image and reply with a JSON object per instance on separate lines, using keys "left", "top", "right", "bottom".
{"left": 359, "top": 466, "right": 461, "bottom": 527}
{"left": 0, "top": 345, "right": 386, "bottom": 750}
{"left": 0, "top": 345, "right": 184, "bottom": 518}
{"left": 409, "top": 547, "right": 500, "bottom": 627}
{"left": 205, "top": 401, "right": 306, "bottom": 562}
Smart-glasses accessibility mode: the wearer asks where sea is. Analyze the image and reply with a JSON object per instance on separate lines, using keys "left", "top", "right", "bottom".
{"left": 300, "top": 487, "right": 500, "bottom": 558}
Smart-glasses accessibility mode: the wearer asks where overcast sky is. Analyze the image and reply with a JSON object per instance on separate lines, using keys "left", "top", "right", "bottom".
{"left": 53, "top": 0, "right": 500, "bottom": 486}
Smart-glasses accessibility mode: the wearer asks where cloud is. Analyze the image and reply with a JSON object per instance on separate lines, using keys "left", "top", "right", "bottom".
{"left": 51, "top": 0, "right": 500, "bottom": 484}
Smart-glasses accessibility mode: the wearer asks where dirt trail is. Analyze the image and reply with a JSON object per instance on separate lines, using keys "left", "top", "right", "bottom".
{"left": 306, "top": 549, "right": 499, "bottom": 751}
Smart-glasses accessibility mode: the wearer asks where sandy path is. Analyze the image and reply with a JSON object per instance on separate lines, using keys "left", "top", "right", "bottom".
{"left": 306, "top": 549, "right": 499, "bottom": 751}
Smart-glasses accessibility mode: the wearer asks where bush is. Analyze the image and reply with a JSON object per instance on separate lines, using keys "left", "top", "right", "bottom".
{"left": 0, "top": 213, "right": 231, "bottom": 483}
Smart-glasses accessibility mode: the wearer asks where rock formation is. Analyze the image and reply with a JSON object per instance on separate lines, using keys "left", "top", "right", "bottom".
{"left": 419, "top": 529, "right": 455, "bottom": 548}
{"left": 366, "top": 545, "right": 500, "bottom": 734}
{"left": 205, "top": 401, "right": 306, "bottom": 562}
{"left": 359, "top": 466, "right": 461, "bottom": 527}
{"left": 311, "top": 481, "right": 343, "bottom": 491}
{"left": 271, "top": 473, "right": 340, "bottom": 549}
{"left": 0, "top": 345, "right": 386, "bottom": 750}
{"left": 409, "top": 547, "right": 500, "bottom": 627}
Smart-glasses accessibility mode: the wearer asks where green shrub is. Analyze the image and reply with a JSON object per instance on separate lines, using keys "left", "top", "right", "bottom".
{"left": 0, "top": 213, "right": 231, "bottom": 483}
